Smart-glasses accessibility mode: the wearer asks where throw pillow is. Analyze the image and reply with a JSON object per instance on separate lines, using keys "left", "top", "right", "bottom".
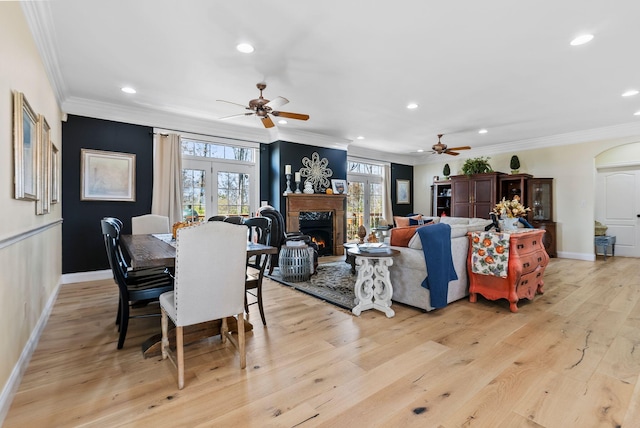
{"left": 410, "top": 217, "right": 433, "bottom": 226}
{"left": 394, "top": 214, "right": 423, "bottom": 228}
{"left": 390, "top": 225, "right": 420, "bottom": 247}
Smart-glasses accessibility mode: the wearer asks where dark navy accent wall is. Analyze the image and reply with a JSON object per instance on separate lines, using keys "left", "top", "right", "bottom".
{"left": 62, "top": 115, "right": 154, "bottom": 274}
{"left": 391, "top": 163, "right": 414, "bottom": 216}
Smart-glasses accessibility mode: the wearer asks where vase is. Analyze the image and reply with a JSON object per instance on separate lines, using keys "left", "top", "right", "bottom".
{"left": 499, "top": 218, "right": 519, "bottom": 231}
{"left": 357, "top": 225, "right": 367, "bottom": 243}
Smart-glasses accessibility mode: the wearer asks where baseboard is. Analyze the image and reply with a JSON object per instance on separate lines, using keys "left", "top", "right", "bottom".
{"left": 0, "top": 279, "right": 61, "bottom": 426}
{"left": 556, "top": 251, "right": 595, "bottom": 261}
{"left": 61, "top": 269, "right": 111, "bottom": 284}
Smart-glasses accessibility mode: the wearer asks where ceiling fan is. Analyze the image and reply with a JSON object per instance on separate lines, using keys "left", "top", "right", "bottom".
{"left": 216, "top": 82, "right": 310, "bottom": 128}
{"left": 430, "top": 134, "right": 471, "bottom": 156}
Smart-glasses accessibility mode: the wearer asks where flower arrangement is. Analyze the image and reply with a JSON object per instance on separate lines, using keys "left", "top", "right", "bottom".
{"left": 492, "top": 195, "right": 531, "bottom": 218}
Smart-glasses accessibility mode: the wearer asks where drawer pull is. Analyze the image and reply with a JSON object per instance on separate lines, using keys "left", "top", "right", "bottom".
{"left": 523, "top": 262, "right": 530, "bottom": 268}
{"left": 517, "top": 244, "right": 524, "bottom": 249}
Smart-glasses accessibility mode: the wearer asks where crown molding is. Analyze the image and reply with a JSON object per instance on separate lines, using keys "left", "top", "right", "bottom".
{"left": 419, "top": 121, "right": 640, "bottom": 164}
{"left": 63, "top": 96, "right": 273, "bottom": 143}
{"left": 21, "top": 1, "right": 67, "bottom": 106}
{"left": 270, "top": 127, "right": 351, "bottom": 151}
{"left": 347, "top": 145, "right": 420, "bottom": 166}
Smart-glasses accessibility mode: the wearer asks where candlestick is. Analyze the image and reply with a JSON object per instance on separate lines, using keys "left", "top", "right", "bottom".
{"left": 283, "top": 173, "right": 293, "bottom": 195}
{"left": 294, "top": 178, "right": 302, "bottom": 193}
{"left": 285, "top": 164, "right": 291, "bottom": 175}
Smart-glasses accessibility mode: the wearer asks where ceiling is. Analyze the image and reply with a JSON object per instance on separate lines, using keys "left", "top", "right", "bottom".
{"left": 23, "top": 1, "right": 640, "bottom": 164}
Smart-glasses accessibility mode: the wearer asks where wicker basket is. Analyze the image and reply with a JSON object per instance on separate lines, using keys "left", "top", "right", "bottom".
{"left": 594, "top": 221, "right": 608, "bottom": 236}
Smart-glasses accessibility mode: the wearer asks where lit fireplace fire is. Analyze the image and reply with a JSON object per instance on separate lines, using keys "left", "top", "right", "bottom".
{"left": 311, "top": 236, "right": 326, "bottom": 249}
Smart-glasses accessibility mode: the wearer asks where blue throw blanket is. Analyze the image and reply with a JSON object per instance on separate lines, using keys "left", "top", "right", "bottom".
{"left": 417, "top": 223, "right": 458, "bottom": 309}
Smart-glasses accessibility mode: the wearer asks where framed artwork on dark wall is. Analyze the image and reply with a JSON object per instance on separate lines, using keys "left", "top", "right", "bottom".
{"left": 396, "top": 179, "right": 410, "bottom": 204}
{"left": 80, "top": 149, "right": 136, "bottom": 202}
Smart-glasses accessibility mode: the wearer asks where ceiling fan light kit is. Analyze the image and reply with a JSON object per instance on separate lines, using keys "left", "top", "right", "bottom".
{"left": 430, "top": 134, "right": 471, "bottom": 156}
{"left": 217, "top": 82, "right": 309, "bottom": 128}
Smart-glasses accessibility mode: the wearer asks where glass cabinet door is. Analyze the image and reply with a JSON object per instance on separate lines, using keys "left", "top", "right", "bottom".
{"left": 528, "top": 178, "right": 553, "bottom": 221}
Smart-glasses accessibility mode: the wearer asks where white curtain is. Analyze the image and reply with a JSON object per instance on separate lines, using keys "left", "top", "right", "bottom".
{"left": 382, "top": 164, "right": 393, "bottom": 224}
{"left": 151, "top": 133, "right": 183, "bottom": 226}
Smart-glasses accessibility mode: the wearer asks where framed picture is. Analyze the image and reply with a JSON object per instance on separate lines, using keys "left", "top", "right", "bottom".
{"left": 396, "top": 179, "right": 410, "bottom": 204}
{"left": 51, "top": 143, "right": 59, "bottom": 204}
{"left": 331, "top": 178, "right": 347, "bottom": 195}
{"left": 36, "top": 115, "right": 51, "bottom": 215}
{"left": 81, "top": 149, "right": 136, "bottom": 202}
{"left": 13, "top": 91, "right": 38, "bottom": 200}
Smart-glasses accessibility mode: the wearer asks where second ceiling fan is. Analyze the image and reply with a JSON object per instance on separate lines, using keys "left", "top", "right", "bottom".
{"left": 430, "top": 134, "right": 471, "bottom": 156}
{"left": 217, "top": 82, "right": 309, "bottom": 128}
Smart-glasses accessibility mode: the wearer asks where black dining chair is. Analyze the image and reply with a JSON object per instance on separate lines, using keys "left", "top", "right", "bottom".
{"left": 224, "top": 216, "right": 245, "bottom": 225}
{"left": 101, "top": 219, "right": 174, "bottom": 349}
{"left": 102, "top": 217, "right": 168, "bottom": 279}
{"left": 242, "top": 216, "right": 271, "bottom": 325}
{"left": 207, "top": 215, "right": 227, "bottom": 222}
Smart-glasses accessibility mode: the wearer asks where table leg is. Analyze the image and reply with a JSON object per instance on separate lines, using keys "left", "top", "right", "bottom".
{"left": 352, "top": 256, "right": 395, "bottom": 318}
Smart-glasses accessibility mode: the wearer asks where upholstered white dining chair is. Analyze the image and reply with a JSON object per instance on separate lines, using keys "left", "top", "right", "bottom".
{"left": 131, "top": 214, "right": 170, "bottom": 235}
{"left": 159, "top": 221, "right": 248, "bottom": 389}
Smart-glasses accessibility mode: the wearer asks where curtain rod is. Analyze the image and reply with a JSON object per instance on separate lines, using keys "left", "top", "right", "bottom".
{"left": 151, "top": 127, "right": 264, "bottom": 145}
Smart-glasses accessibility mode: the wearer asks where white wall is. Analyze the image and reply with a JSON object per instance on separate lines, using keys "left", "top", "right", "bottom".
{"left": 0, "top": 2, "right": 63, "bottom": 422}
{"left": 413, "top": 137, "right": 640, "bottom": 259}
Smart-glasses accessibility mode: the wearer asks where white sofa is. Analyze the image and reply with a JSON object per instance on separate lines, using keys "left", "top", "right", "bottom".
{"left": 388, "top": 216, "right": 493, "bottom": 311}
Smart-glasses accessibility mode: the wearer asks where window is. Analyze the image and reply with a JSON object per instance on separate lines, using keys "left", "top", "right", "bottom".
{"left": 181, "top": 138, "right": 258, "bottom": 221}
{"left": 347, "top": 160, "right": 384, "bottom": 240}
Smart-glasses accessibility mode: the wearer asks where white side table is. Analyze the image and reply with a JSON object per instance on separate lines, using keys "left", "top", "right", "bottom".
{"left": 346, "top": 247, "right": 399, "bottom": 318}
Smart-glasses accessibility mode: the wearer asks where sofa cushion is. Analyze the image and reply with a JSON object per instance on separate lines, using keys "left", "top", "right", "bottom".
{"left": 390, "top": 225, "right": 420, "bottom": 246}
{"left": 440, "top": 216, "right": 471, "bottom": 225}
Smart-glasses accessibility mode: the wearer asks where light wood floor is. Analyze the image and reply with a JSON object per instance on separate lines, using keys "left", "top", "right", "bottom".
{"left": 5, "top": 256, "right": 640, "bottom": 427}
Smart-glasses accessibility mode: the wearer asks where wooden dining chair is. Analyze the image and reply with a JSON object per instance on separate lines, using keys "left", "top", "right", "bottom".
{"left": 242, "top": 216, "right": 271, "bottom": 326}
{"left": 131, "top": 214, "right": 170, "bottom": 234}
{"left": 159, "top": 221, "right": 248, "bottom": 389}
{"left": 101, "top": 219, "right": 174, "bottom": 349}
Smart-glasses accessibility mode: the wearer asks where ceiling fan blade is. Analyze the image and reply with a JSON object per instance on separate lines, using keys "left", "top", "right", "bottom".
{"left": 265, "top": 96, "right": 289, "bottom": 110}
{"left": 216, "top": 99, "right": 251, "bottom": 109}
{"left": 445, "top": 146, "right": 471, "bottom": 151}
{"left": 261, "top": 116, "right": 275, "bottom": 128}
{"left": 445, "top": 151, "right": 461, "bottom": 156}
{"left": 218, "top": 112, "right": 254, "bottom": 120}
{"left": 272, "top": 111, "right": 310, "bottom": 121}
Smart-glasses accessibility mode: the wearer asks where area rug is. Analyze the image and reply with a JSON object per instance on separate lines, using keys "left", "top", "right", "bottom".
{"left": 267, "top": 261, "right": 356, "bottom": 310}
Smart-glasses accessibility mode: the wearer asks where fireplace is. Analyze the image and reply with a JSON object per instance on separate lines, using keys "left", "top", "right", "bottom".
{"left": 285, "top": 194, "right": 347, "bottom": 256}
{"left": 299, "top": 211, "right": 333, "bottom": 256}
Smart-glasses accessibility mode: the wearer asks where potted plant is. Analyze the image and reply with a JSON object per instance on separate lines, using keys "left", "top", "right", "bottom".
{"left": 510, "top": 155, "right": 520, "bottom": 174}
{"left": 442, "top": 163, "right": 451, "bottom": 179}
{"left": 462, "top": 156, "right": 493, "bottom": 176}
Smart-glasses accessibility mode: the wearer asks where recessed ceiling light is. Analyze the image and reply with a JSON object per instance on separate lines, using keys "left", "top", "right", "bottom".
{"left": 635, "top": 111, "right": 640, "bottom": 116}
{"left": 356, "top": 136, "right": 365, "bottom": 140}
{"left": 478, "top": 129, "right": 488, "bottom": 134}
{"left": 236, "top": 43, "right": 254, "bottom": 53}
{"left": 570, "top": 34, "right": 594, "bottom": 46}
{"left": 406, "top": 103, "right": 418, "bottom": 109}
{"left": 417, "top": 149, "right": 424, "bottom": 153}
{"left": 121, "top": 87, "right": 136, "bottom": 94}
{"left": 278, "top": 120, "right": 287, "bottom": 124}
{"left": 622, "top": 90, "right": 639, "bottom": 97}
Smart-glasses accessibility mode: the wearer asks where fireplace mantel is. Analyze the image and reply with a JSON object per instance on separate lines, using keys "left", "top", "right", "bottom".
{"left": 285, "top": 194, "right": 347, "bottom": 256}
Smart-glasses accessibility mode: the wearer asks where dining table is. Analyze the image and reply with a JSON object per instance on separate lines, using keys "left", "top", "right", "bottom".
{"left": 120, "top": 233, "right": 277, "bottom": 358}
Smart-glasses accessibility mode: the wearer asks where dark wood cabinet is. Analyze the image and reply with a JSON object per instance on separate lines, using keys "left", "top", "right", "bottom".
{"left": 527, "top": 178, "right": 556, "bottom": 257}
{"left": 500, "top": 173, "right": 533, "bottom": 202}
{"left": 450, "top": 173, "right": 502, "bottom": 219}
{"left": 431, "top": 180, "right": 452, "bottom": 216}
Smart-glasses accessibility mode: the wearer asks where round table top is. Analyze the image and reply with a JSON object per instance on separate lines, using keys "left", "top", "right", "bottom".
{"left": 346, "top": 246, "right": 399, "bottom": 258}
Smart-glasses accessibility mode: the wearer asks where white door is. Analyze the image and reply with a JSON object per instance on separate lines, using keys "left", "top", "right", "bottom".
{"left": 595, "top": 167, "right": 640, "bottom": 257}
